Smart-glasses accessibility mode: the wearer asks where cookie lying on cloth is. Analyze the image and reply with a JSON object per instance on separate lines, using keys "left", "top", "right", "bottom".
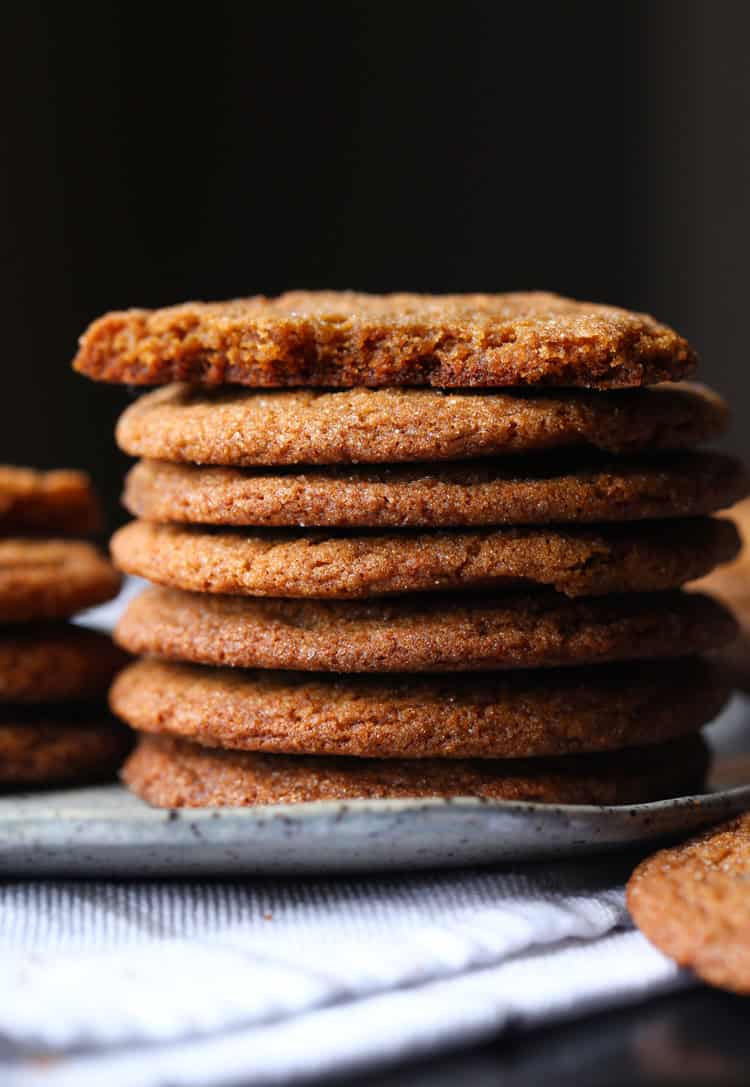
{"left": 628, "top": 811, "right": 750, "bottom": 994}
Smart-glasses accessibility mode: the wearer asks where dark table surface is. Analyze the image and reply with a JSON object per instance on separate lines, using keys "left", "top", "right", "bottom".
{"left": 338, "top": 987, "right": 749, "bottom": 1087}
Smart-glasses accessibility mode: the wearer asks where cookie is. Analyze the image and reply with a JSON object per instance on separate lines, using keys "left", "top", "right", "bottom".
{"left": 110, "top": 657, "right": 727, "bottom": 760}
{"left": 115, "top": 383, "right": 725, "bottom": 467}
{"left": 0, "top": 466, "right": 101, "bottom": 536}
{"left": 0, "top": 708, "right": 131, "bottom": 787}
{"left": 122, "top": 732, "right": 709, "bottom": 808}
{"left": 694, "top": 498, "right": 750, "bottom": 690}
{"left": 0, "top": 539, "right": 121, "bottom": 622}
{"left": 0, "top": 625, "right": 127, "bottom": 703}
{"left": 627, "top": 811, "right": 750, "bottom": 994}
{"left": 123, "top": 452, "right": 749, "bottom": 529}
{"left": 74, "top": 291, "right": 695, "bottom": 390}
{"left": 115, "top": 586, "right": 736, "bottom": 672}
{"left": 110, "top": 517, "right": 739, "bottom": 599}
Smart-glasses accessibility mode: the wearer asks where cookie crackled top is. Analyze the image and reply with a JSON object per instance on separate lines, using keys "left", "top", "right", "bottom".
{"left": 123, "top": 452, "right": 749, "bottom": 529}
{"left": 74, "top": 291, "right": 696, "bottom": 390}
{"left": 110, "top": 657, "right": 727, "bottom": 760}
{"left": 115, "top": 586, "right": 736, "bottom": 672}
{"left": 628, "top": 812, "right": 750, "bottom": 994}
{"left": 115, "top": 383, "right": 727, "bottom": 465}
{"left": 110, "top": 517, "right": 739, "bottom": 600}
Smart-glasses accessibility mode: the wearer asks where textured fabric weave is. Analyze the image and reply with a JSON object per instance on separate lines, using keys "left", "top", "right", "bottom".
{"left": 0, "top": 866, "right": 685, "bottom": 1086}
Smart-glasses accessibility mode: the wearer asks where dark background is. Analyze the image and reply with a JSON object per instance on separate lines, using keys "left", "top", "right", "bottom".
{"left": 1, "top": 0, "right": 748, "bottom": 525}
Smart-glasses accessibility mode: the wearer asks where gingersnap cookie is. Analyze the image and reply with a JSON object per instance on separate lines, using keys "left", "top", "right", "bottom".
{"left": 0, "top": 708, "right": 131, "bottom": 787}
{"left": 115, "top": 586, "right": 736, "bottom": 672}
{"left": 123, "top": 452, "right": 749, "bottom": 530}
{"left": 694, "top": 498, "right": 750, "bottom": 690}
{"left": 115, "top": 383, "right": 725, "bottom": 467}
{"left": 0, "top": 466, "right": 101, "bottom": 535}
{"left": 110, "top": 517, "right": 739, "bottom": 600}
{"left": 74, "top": 291, "right": 695, "bottom": 390}
{"left": 122, "top": 732, "right": 709, "bottom": 808}
{"left": 627, "top": 811, "right": 750, "bottom": 994}
{"left": 0, "top": 625, "right": 127, "bottom": 703}
{"left": 111, "top": 657, "right": 727, "bottom": 760}
{"left": 0, "top": 539, "right": 121, "bottom": 622}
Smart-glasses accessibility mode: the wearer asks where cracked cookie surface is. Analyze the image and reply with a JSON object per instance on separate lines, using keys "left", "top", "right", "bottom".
{"left": 115, "top": 586, "right": 736, "bottom": 672}
{"left": 115, "top": 383, "right": 724, "bottom": 465}
{"left": 123, "top": 452, "right": 749, "bottom": 529}
{"left": 75, "top": 291, "right": 695, "bottom": 390}
{"left": 110, "top": 517, "right": 739, "bottom": 599}
{"left": 111, "top": 657, "right": 726, "bottom": 759}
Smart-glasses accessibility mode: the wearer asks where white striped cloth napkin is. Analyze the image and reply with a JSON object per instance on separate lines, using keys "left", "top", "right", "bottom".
{"left": 0, "top": 862, "right": 686, "bottom": 1086}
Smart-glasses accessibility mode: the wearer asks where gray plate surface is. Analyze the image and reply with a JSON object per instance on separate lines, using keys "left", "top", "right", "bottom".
{"left": 1, "top": 695, "right": 749, "bottom": 877}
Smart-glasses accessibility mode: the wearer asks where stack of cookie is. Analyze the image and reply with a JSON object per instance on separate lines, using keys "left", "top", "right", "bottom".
{"left": 0, "top": 466, "right": 129, "bottom": 788}
{"left": 73, "top": 292, "right": 748, "bottom": 808}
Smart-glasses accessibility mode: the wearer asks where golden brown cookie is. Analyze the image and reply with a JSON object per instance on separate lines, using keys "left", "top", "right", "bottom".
{"left": 110, "top": 517, "right": 739, "bottom": 600}
{"left": 74, "top": 291, "right": 695, "bottom": 390}
{"left": 694, "top": 497, "right": 750, "bottom": 690}
{"left": 122, "top": 732, "right": 709, "bottom": 808}
{"left": 115, "top": 586, "right": 736, "bottom": 672}
{"left": 628, "top": 811, "right": 750, "bottom": 994}
{"left": 0, "top": 466, "right": 102, "bottom": 536}
{"left": 0, "top": 625, "right": 127, "bottom": 703}
{"left": 115, "top": 383, "right": 724, "bottom": 466}
{"left": 123, "top": 452, "right": 749, "bottom": 529}
{"left": 110, "top": 657, "right": 727, "bottom": 760}
{"left": 0, "top": 539, "right": 121, "bottom": 622}
{"left": 0, "top": 708, "right": 131, "bottom": 787}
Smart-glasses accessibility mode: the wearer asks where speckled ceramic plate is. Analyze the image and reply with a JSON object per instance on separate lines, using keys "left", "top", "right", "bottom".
{"left": 0, "top": 694, "right": 748, "bottom": 877}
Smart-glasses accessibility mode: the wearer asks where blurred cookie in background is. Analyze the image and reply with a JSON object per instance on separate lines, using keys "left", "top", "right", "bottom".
{"left": 0, "top": 466, "right": 128, "bottom": 789}
{"left": 694, "top": 497, "right": 750, "bottom": 691}
{"left": 0, "top": 465, "right": 102, "bottom": 536}
{"left": 628, "top": 810, "right": 750, "bottom": 994}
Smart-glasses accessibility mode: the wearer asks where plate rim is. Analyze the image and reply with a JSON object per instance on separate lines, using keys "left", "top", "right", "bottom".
{"left": 2, "top": 780, "right": 750, "bottom": 824}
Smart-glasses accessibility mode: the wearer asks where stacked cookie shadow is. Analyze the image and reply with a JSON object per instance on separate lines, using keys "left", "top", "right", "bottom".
{"left": 0, "top": 466, "right": 128, "bottom": 789}
{"left": 73, "top": 292, "right": 749, "bottom": 807}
